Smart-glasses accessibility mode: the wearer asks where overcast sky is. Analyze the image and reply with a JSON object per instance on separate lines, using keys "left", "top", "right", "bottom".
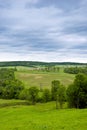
{"left": 0, "top": 0, "right": 87, "bottom": 62}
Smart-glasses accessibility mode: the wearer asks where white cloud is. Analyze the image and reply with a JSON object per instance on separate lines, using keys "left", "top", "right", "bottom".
{"left": 0, "top": 49, "right": 87, "bottom": 63}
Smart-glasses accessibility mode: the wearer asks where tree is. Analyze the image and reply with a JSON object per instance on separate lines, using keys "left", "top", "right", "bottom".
{"left": 19, "top": 89, "right": 29, "bottom": 100}
{"left": 66, "top": 84, "right": 75, "bottom": 108}
{"left": 42, "top": 88, "right": 51, "bottom": 102}
{"left": 58, "top": 85, "right": 66, "bottom": 108}
{"left": 28, "top": 87, "right": 39, "bottom": 105}
{"left": 51, "top": 80, "right": 66, "bottom": 109}
{"left": 64, "top": 66, "right": 87, "bottom": 74}
{"left": 1, "top": 79, "right": 24, "bottom": 99}
{"left": 51, "top": 80, "right": 60, "bottom": 100}
{"left": 67, "top": 73, "right": 87, "bottom": 108}
{"left": 0, "top": 68, "right": 24, "bottom": 99}
{"left": 51, "top": 80, "right": 60, "bottom": 109}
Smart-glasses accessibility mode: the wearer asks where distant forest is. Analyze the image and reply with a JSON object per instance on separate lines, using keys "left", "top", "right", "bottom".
{"left": 0, "top": 61, "right": 86, "bottom": 67}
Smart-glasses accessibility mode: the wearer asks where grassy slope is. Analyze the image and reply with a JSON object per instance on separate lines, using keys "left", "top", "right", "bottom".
{"left": 15, "top": 66, "right": 75, "bottom": 88}
{"left": 0, "top": 102, "right": 87, "bottom": 130}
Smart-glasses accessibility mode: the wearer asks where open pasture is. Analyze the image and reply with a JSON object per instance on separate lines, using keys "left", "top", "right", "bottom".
{"left": 15, "top": 66, "right": 75, "bottom": 88}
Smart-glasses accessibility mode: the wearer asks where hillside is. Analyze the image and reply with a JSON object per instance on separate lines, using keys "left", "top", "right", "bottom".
{"left": 15, "top": 66, "right": 75, "bottom": 88}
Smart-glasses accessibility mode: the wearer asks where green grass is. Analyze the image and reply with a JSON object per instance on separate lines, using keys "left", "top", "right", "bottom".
{"left": 0, "top": 102, "right": 87, "bottom": 130}
{"left": 0, "top": 99, "right": 29, "bottom": 107}
{"left": 0, "top": 99, "right": 25, "bottom": 104}
{"left": 15, "top": 67, "right": 75, "bottom": 88}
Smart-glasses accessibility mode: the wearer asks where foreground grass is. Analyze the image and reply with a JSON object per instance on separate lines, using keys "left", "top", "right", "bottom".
{"left": 0, "top": 102, "right": 87, "bottom": 130}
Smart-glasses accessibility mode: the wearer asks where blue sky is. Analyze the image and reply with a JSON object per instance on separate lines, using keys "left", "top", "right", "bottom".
{"left": 0, "top": 0, "right": 87, "bottom": 62}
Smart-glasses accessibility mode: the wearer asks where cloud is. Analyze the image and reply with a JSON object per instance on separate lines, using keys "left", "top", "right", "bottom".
{"left": 0, "top": 0, "right": 87, "bottom": 62}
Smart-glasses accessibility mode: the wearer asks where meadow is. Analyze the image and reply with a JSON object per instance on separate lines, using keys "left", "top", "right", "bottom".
{"left": 15, "top": 66, "right": 75, "bottom": 88}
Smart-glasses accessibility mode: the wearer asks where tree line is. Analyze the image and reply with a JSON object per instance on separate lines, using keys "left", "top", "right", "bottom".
{"left": 64, "top": 66, "right": 87, "bottom": 74}
{"left": 0, "top": 61, "right": 86, "bottom": 67}
{"left": 0, "top": 68, "right": 87, "bottom": 109}
{"left": 34, "top": 66, "right": 60, "bottom": 72}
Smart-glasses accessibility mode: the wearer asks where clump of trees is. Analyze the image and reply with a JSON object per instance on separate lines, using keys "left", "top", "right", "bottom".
{"left": 50, "top": 74, "right": 87, "bottom": 109}
{"left": 51, "top": 80, "right": 66, "bottom": 109}
{"left": 24, "top": 82, "right": 66, "bottom": 108}
{"left": 0, "top": 68, "right": 24, "bottom": 99}
{"left": 67, "top": 73, "right": 87, "bottom": 108}
{"left": 42, "top": 66, "right": 60, "bottom": 72}
{"left": 34, "top": 66, "right": 60, "bottom": 72}
{"left": 64, "top": 66, "right": 87, "bottom": 74}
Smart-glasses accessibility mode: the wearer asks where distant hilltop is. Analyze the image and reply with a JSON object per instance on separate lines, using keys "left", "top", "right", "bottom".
{"left": 0, "top": 61, "right": 87, "bottom": 67}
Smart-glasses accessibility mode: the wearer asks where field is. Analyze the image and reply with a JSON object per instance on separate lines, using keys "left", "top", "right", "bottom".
{"left": 15, "top": 66, "right": 75, "bottom": 88}
{"left": 0, "top": 101, "right": 87, "bottom": 130}
{"left": 0, "top": 66, "right": 86, "bottom": 130}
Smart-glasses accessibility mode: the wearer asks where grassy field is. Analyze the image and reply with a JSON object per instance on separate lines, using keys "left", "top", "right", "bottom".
{"left": 15, "top": 66, "right": 75, "bottom": 88}
{"left": 0, "top": 102, "right": 87, "bottom": 130}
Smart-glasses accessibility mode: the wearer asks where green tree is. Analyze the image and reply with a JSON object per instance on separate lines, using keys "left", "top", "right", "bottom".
{"left": 51, "top": 80, "right": 60, "bottom": 100}
{"left": 58, "top": 85, "right": 66, "bottom": 108}
{"left": 67, "top": 73, "right": 87, "bottom": 108}
{"left": 28, "top": 87, "right": 39, "bottom": 105}
{"left": 0, "top": 68, "right": 24, "bottom": 99}
{"left": 51, "top": 80, "right": 60, "bottom": 109}
{"left": 1, "top": 79, "right": 24, "bottom": 99}
{"left": 19, "top": 89, "right": 29, "bottom": 100}
{"left": 42, "top": 88, "right": 51, "bottom": 102}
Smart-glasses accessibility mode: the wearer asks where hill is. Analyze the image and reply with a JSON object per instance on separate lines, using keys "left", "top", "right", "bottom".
{"left": 15, "top": 66, "right": 75, "bottom": 88}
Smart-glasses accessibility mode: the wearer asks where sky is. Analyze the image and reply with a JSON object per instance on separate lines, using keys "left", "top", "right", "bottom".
{"left": 0, "top": 0, "right": 87, "bottom": 62}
